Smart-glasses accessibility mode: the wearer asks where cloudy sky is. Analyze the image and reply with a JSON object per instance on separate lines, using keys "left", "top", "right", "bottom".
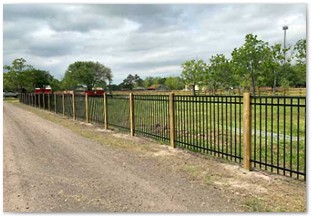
{"left": 3, "top": 3, "right": 307, "bottom": 84}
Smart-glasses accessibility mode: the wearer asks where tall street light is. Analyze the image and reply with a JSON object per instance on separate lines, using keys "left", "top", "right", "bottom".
{"left": 283, "top": 25, "right": 288, "bottom": 61}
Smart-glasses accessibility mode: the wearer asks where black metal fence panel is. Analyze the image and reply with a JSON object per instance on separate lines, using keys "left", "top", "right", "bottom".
{"left": 251, "top": 96, "right": 306, "bottom": 180}
{"left": 88, "top": 95, "right": 104, "bottom": 125}
{"left": 174, "top": 95, "right": 243, "bottom": 162}
{"left": 133, "top": 95, "right": 170, "bottom": 142}
{"left": 56, "top": 95, "right": 63, "bottom": 114}
{"left": 50, "top": 94, "right": 55, "bottom": 111}
{"left": 64, "top": 94, "right": 73, "bottom": 117}
{"left": 34, "top": 94, "right": 39, "bottom": 107}
{"left": 106, "top": 95, "right": 130, "bottom": 131}
{"left": 44, "top": 94, "right": 48, "bottom": 109}
{"left": 39, "top": 94, "right": 44, "bottom": 108}
{"left": 75, "top": 94, "right": 86, "bottom": 121}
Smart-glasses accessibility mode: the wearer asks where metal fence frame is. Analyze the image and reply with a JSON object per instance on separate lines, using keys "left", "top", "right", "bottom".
{"left": 19, "top": 92, "right": 306, "bottom": 180}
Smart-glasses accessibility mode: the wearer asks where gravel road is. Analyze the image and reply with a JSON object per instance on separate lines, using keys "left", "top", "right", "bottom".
{"left": 3, "top": 102, "right": 244, "bottom": 212}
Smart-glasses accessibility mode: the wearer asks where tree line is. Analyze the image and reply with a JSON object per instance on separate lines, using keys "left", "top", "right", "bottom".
{"left": 3, "top": 33, "right": 305, "bottom": 95}
{"left": 181, "top": 34, "right": 306, "bottom": 95}
{"left": 3, "top": 60, "right": 112, "bottom": 92}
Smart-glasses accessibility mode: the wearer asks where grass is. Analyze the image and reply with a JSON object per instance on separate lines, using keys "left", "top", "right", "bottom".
{"left": 3, "top": 97, "right": 19, "bottom": 103}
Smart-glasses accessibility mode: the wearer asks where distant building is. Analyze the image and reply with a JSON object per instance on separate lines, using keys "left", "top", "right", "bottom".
{"left": 148, "top": 84, "right": 169, "bottom": 91}
{"left": 184, "top": 84, "right": 200, "bottom": 91}
{"left": 133, "top": 86, "right": 146, "bottom": 91}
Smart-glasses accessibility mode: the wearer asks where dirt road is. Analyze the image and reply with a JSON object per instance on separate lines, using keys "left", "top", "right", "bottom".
{"left": 3, "top": 102, "right": 243, "bottom": 212}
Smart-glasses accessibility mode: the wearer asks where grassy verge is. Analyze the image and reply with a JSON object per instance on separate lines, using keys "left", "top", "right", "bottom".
{"left": 3, "top": 97, "right": 19, "bottom": 103}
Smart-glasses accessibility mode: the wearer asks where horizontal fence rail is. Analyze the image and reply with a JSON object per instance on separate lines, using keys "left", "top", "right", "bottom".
{"left": 18, "top": 92, "right": 306, "bottom": 180}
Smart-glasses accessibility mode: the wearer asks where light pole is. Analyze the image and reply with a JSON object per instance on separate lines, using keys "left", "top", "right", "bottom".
{"left": 283, "top": 25, "right": 288, "bottom": 60}
{"left": 282, "top": 25, "right": 288, "bottom": 95}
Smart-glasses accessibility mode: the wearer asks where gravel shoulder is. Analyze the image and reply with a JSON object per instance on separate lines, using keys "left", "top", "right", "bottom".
{"left": 3, "top": 101, "right": 306, "bottom": 212}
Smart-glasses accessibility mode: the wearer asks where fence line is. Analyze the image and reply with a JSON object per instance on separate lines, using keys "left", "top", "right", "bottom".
{"left": 18, "top": 92, "right": 306, "bottom": 180}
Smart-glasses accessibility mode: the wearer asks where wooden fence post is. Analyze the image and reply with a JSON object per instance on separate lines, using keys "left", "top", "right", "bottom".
{"left": 62, "top": 93, "right": 65, "bottom": 116}
{"left": 243, "top": 92, "right": 251, "bottom": 171}
{"left": 169, "top": 93, "right": 176, "bottom": 148}
{"left": 85, "top": 93, "right": 89, "bottom": 123}
{"left": 129, "top": 93, "right": 135, "bottom": 136}
{"left": 72, "top": 92, "right": 76, "bottom": 120}
{"left": 103, "top": 92, "right": 108, "bottom": 129}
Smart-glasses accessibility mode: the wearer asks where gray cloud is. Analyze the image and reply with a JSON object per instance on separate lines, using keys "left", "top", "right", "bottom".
{"left": 3, "top": 4, "right": 306, "bottom": 84}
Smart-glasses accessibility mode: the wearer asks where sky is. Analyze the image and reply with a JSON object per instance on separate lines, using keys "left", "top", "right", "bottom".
{"left": 3, "top": 2, "right": 307, "bottom": 85}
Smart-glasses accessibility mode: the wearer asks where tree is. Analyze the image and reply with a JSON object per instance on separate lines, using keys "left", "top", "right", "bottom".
{"left": 231, "top": 34, "right": 270, "bottom": 95}
{"left": 164, "top": 76, "right": 184, "bottom": 90}
{"left": 62, "top": 61, "right": 112, "bottom": 90}
{"left": 181, "top": 59, "right": 207, "bottom": 95}
{"left": 3, "top": 58, "right": 57, "bottom": 92}
{"left": 143, "top": 76, "right": 155, "bottom": 89}
{"left": 293, "top": 39, "right": 306, "bottom": 87}
{"left": 19, "top": 69, "right": 53, "bottom": 92}
{"left": 260, "top": 43, "right": 288, "bottom": 95}
{"left": 3, "top": 58, "right": 33, "bottom": 92}
{"left": 206, "top": 54, "right": 235, "bottom": 95}
{"left": 119, "top": 74, "right": 143, "bottom": 90}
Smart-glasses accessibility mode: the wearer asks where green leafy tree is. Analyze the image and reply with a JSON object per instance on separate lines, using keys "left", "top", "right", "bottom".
{"left": 62, "top": 61, "right": 112, "bottom": 90}
{"left": 181, "top": 59, "right": 207, "bottom": 95}
{"left": 4, "top": 58, "right": 58, "bottom": 92}
{"left": 119, "top": 74, "right": 143, "bottom": 90}
{"left": 293, "top": 39, "right": 306, "bottom": 86}
{"left": 260, "top": 43, "right": 289, "bottom": 95}
{"left": 231, "top": 34, "right": 270, "bottom": 95}
{"left": 18, "top": 69, "right": 53, "bottom": 92}
{"left": 142, "top": 76, "right": 167, "bottom": 89}
{"left": 206, "top": 54, "right": 235, "bottom": 95}
{"left": 3, "top": 58, "right": 33, "bottom": 92}
{"left": 164, "top": 76, "right": 184, "bottom": 90}
{"left": 143, "top": 76, "right": 155, "bottom": 88}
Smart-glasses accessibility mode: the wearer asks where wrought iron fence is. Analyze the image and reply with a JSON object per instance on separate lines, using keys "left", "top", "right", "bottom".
{"left": 50, "top": 94, "right": 55, "bottom": 111}
{"left": 133, "top": 95, "right": 170, "bottom": 142}
{"left": 56, "top": 94, "right": 63, "bottom": 114}
{"left": 88, "top": 95, "right": 104, "bottom": 125}
{"left": 106, "top": 94, "right": 130, "bottom": 131}
{"left": 64, "top": 94, "right": 73, "bottom": 117}
{"left": 174, "top": 95, "right": 243, "bottom": 163}
{"left": 18, "top": 92, "right": 306, "bottom": 180}
{"left": 251, "top": 96, "right": 306, "bottom": 180}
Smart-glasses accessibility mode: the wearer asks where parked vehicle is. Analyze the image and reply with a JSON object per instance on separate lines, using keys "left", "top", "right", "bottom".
{"left": 3, "top": 91, "right": 18, "bottom": 98}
